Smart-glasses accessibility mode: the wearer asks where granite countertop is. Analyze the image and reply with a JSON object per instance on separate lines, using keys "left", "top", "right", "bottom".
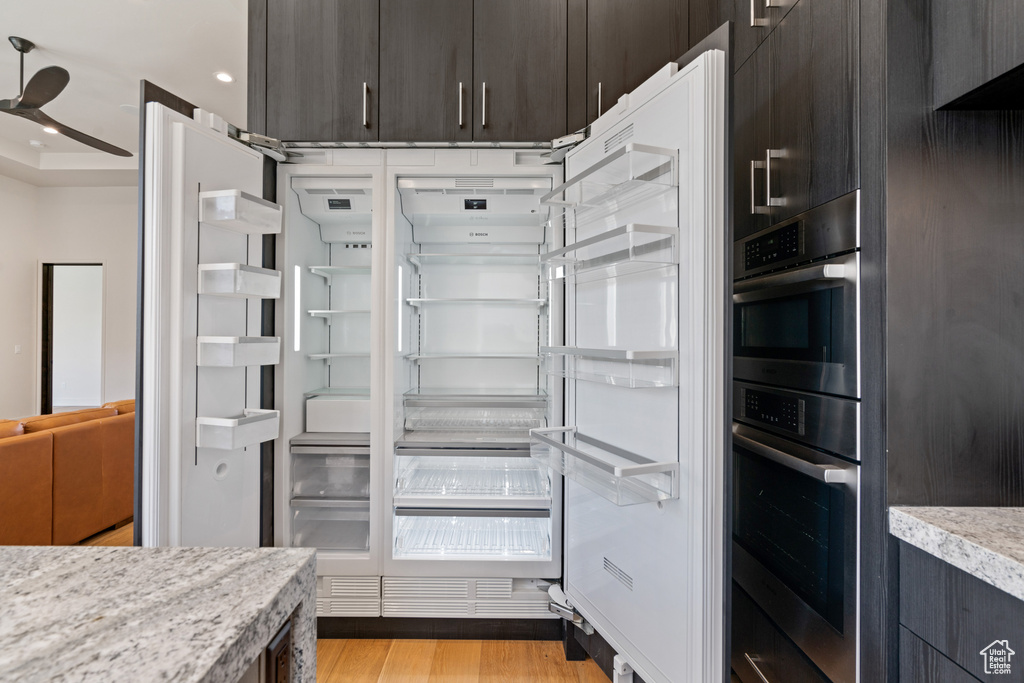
{"left": 890, "top": 507, "right": 1024, "bottom": 601}
{"left": 0, "top": 546, "right": 317, "bottom": 683}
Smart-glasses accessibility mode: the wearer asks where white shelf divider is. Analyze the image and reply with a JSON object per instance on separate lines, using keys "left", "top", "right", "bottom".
{"left": 199, "top": 189, "right": 282, "bottom": 234}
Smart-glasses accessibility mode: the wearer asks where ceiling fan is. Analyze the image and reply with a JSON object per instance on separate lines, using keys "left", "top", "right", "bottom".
{"left": 0, "top": 36, "right": 131, "bottom": 157}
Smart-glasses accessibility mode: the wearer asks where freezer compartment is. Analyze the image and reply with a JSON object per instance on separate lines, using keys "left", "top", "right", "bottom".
{"left": 541, "top": 143, "right": 678, "bottom": 229}
{"left": 543, "top": 346, "right": 678, "bottom": 388}
{"left": 291, "top": 447, "right": 371, "bottom": 499}
{"left": 198, "top": 189, "right": 282, "bottom": 234}
{"left": 306, "top": 394, "right": 372, "bottom": 433}
{"left": 543, "top": 224, "right": 678, "bottom": 283}
{"left": 291, "top": 499, "right": 370, "bottom": 551}
{"left": 393, "top": 509, "right": 551, "bottom": 561}
{"left": 198, "top": 263, "right": 281, "bottom": 298}
{"left": 394, "top": 452, "right": 551, "bottom": 508}
{"left": 195, "top": 409, "right": 280, "bottom": 450}
{"left": 196, "top": 336, "right": 281, "bottom": 367}
{"left": 530, "top": 427, "right": 678, "bottom": 506}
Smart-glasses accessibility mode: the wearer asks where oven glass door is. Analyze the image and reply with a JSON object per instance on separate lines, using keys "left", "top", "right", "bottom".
{"left": 733, "top": 441, "right": 846, "bottom": 631}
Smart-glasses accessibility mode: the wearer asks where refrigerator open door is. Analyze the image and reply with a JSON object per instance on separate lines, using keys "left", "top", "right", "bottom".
{"left": 539, "top": 50, "right": 727, "bottom": 683}
{"left": 140, "top": 100, "right": 279, "bottom": 547}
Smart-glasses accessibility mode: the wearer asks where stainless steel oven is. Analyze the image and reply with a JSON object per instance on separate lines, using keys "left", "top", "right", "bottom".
{"left": 733, "top": 192, "right": 860, "bottom": 399}
{"left": 732, "top": 381, "right": 859, "bottom": 683}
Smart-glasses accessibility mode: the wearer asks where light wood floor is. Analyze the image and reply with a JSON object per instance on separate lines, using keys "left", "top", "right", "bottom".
{"left": 317, "top": 639, "right": 609, "bottom": 683}
{"left": 76, "top": 520, "right": 134, "bottom": 546}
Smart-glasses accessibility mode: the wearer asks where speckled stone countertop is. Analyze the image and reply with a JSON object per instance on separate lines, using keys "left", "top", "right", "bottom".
{"left": 890, "top": 507, "right": 1024, "bottom": 601}
{"left": 0, "top": 546, "right": 317, "bottom": 683}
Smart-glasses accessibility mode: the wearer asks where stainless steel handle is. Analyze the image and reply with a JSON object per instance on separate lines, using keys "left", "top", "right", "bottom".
{"left": 458, "top": 81, "right": 464, "bottom": 128}
{"left": 766, "top": 148, "right": 785, "bottom": 207}
{"left": 733, "top": 261, "right": 846, "bottom": 295}
{"left": 362, "top": 82, "right": 368, "bottom": 127}
{"left": 481, "top": 82, "right": 487, "bottom": 127}
{"left": 597, "top": 82, "right": 603, "bottom": 116}
{"left": 733, "top": 432, "right": 849, "bottom": 484}
{"left": 750, "top": 159, "right": 768, "bottom": 214}
{"left": 750, "top": 0, "right": 770, "bottom": 27}
{"left": 744, "top": 654, "right": 773, "bottom": 683}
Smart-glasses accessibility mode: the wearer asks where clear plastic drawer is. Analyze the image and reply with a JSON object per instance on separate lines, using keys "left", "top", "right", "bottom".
{"left": 291, "top": 449, "right": 370, "bottom": 499}
{"left": 291, "top": 500, "right": 370, "bottom": 551}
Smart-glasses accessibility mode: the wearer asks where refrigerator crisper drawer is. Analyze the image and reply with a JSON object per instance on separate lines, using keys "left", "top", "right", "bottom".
{"left": 291, "top": 500, "right": 370, "bottom": 551}
{"left": 291, "top": 448, "right": 370, "bottom": 498}
{"left": 393, "top": 510, "right": 551, "bottom": 561}
{"left": 306, "top": 395, "right": 372, "bottom": 433}
{"left": 394, "top": 454, "right": 551, "bottom": 508}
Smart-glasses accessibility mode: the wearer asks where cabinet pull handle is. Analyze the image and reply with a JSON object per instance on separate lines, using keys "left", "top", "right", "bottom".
{"left": 362, "top": 82, "right": 369, "bottom": 127}
{"left": 598, "top": 82, "right": 603, "bottom": 116}
{"left": 765, "top": 148, "right": 785, "bottom": 207}
{"left": 458, "top": 82, "right": 464, "bottom": 128}
{"left": 750, "top": 0, "right": 769, "bottom": 27}
{"left": 750, "top": 159, "right": 769, "bottom": 214}
{"left": 743, "top": 654, "right": 773, "bottom": 683}
{"left": 481, "top": 82, "right": 487, "bottom": 127}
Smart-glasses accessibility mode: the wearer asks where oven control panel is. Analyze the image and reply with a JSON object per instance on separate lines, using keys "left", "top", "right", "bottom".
{"left": 741, "top": 387, "right": 805, "bottom": 435}
{"left": 744, "top": 222, "right": 802, "bottom": 270}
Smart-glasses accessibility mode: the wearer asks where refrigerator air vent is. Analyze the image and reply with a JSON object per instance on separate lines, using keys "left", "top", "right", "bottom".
{"left": 604, "top": 124, "right": 635, "bottom": 154}
{"left": 415, "top": 189, "right": 444, "bottom": 194}
{"left": 603, "top": 557, "right": 634, "bottom": 591}
{"left": 476, "top": 579, "right": 514, "bottom": 599}
{"left": 327, "top": 576, "right": 381, "bottom": 597}
{"left": 505, "top": 189, "right": 537, "bottom": 195}
{"left": 455, "top": 178, "right": 495, "bottom": 188}
{"left": 305, "top": 188, "right": 334, "bottom": 195}
{"left": 334, "top": 189, "right": 367, "bottom": 195}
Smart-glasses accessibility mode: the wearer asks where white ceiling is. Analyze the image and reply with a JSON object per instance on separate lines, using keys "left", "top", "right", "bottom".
{"left": 0, "top": 0, "right": 248, "bottom": 186}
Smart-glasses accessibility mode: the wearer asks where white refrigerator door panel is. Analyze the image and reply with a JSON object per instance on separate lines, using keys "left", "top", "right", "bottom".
{"left": 142, "top": 105, "right": 267, "bottom": 547}
{"left": 563, "top": 51, "right": 726, "bottom": 683}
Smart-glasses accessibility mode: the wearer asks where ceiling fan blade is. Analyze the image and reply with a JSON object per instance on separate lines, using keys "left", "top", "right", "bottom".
{"left": 19, "top": 66, "right": 70, "bottom": 109}
{"left": 29, "top": 110, "right": 133, "bottom": 157}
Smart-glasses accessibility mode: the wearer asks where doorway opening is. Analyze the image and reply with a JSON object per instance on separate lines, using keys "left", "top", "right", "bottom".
{"left": 40, "top": 263, "right": 104, "bottom": 414}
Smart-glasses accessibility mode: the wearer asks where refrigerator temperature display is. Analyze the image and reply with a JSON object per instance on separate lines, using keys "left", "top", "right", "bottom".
{"left": 464, "top": 198, "right": 487, "bottom": 210}
{"left": 327, "top": 198, "right": 352, "bottom": 210}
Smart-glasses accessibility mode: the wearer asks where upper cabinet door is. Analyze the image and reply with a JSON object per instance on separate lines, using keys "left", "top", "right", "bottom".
{"left": 266, "top": 0, "right": 379, "bottom": 142}
{"left": 586, "top": 0, "right": 688, "bottom": 123}
{"left": 473, "top": 0, "right": 568, "bottom": 142}
{"left": 380, "top": 0, "right": 473, "bottom": 142}
{"left": 729, "top": 0, "right": 797, "bottom": 73}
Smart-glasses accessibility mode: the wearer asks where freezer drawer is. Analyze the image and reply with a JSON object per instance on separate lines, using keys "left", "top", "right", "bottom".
{"left": 291, "top": 447, "right": 370, "bottom": 499}
{"left": 291, "top": 500, "right": 370, "bottom": 551}
{"left": 393, "top": 509, "right": 551, "bottom": 561}
{"left": 394, "top": 453, "right": 551, "bottom": 509}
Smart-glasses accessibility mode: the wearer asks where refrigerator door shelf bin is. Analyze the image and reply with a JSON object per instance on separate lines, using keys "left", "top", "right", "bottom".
{"left": 404, "top": 406, "right": 547, "bottom": 432}
{"left": 291, "top": 500, "right": 370, "bottom": 551}
{"left": 291, "top": 447, "right": 370, "bottom": 499}
{"left": 543, "top": 346, "right": 678, "bottom": 388}
{"left": 393, "top": 510, "right": 551, "bottom": 560}
{"left": 196, "top": 409, "right": 280, "bottom": 450}
{"left": 198, "top": 263, "right": 281, "bottom": 299}
{"left": 407, "top": 253, "right": 540, "bottom": 268}
{"left": 198, "top": 189, "right": 282, "bottom": 234}
{"left": 394, "top": 455, "right": 551, "bottom": 509}
{"left": 530, "top": 427, "right": 679, "bottom": 506}
{"left": 197, "top": 336, "right": 281, "bottom": 367}
{"left": 406, "top": 298, "right": 547, "bottom": 307}
{"left": 543, "top": 224, "right": 678, "bottom": 283}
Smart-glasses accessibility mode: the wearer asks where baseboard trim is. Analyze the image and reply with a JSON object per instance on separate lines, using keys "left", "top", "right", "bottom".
{"left": 317, "top": 617, "right": 562, "bottom": 640}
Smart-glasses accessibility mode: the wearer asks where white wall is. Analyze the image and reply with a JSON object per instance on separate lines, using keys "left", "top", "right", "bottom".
{"left": 52, "top": 265, "right": 104, "bottom": 407}
{"left": 0, "top": 183, "right": 137, "bottom": 419}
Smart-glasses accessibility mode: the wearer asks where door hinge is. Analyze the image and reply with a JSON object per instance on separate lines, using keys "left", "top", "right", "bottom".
{"left": 548, "top": 601, "right": 595, "bottom": 635}
{"left": 228, "top": 127, "right": 290, "bottom": 162}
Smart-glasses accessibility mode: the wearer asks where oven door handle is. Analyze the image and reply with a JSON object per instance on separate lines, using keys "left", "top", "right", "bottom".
{"left": 733, "top": 262, "right": 846, "bottom": 297}
{"left": 733, "top": 432, "right": 850, "bottom": 484}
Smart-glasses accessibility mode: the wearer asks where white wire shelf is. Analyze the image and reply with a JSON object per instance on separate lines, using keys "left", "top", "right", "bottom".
{"left": 394, "top": 456, "right": 551, "bottom": 509}
{"left": 543, "top": 224, "right": 678, "bottom": 283}
{"left": 199, "top": 189, "right": 282, "bottom": 234}
{"left": 393, "top": 513, "right": 551, "bottom": 560}
{"left": 530, "top": 427, "right": 678, "bottom": 506}
{"left": 542, "top": 346, "right": 678, "bottom": 388}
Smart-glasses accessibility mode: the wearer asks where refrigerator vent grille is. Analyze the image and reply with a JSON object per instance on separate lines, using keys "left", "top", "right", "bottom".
{"left": 335, "top": 189, "right": 367, "bottom": 195}
{"left": 603, "top": 557, "right": 634, "bottom": 591}
{"left": 604, "top": 124, "right": 635, "bottom": 154}
{"left": 474, "top": 601, "right": 554, "bottom": 618}
{"left": 476, "top": 579, "right": 514, "bottom": 599}
{"left": 383, "top": 577, "right": 471, "bottom": 598}
{"left": 455, "top": 178, "right": 495, "bottom": 188}
{"left": 305, "top": 188, "right": 334, "bottom": 195}
{"left": 327, "top": 576, "right": 381, "bottom": 597}
{"left": 505, "top": 189, "right": 536, "bottom": 195}
{"left": 383, "top": 601, "right": 469, "bottom": 617}
{"left": 317, "top": 598, "right": 381, "bottom": 617}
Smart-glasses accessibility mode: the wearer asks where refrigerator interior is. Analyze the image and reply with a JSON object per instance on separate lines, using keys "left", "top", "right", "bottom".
{"left": 384, "top": 152, "right": 563, "bottom": 584}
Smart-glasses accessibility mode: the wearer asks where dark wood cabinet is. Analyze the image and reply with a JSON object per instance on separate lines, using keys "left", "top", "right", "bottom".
{"left": 585, "top": 0, "right": 689, "bottom": 124}
{"left": 380, "top": 0, "right": 473, "bottom": 142}
{"left": 264, "top": 0, "right": 379, "bottom": 142}
{"left": 727, "top": 0, "right": 797, "bottom": 73}
{"left": 732, "top": 43, "right": 771, "bottom": 240}
{"left": 472, "top": 0, "right": 568, "bottom": 142}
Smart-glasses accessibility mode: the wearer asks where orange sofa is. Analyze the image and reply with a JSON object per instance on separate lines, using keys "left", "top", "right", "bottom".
{"left": 0, "top": 400, "right": 135, "bottom": 545}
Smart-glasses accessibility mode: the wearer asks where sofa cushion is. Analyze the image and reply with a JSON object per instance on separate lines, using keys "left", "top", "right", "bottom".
{"left": 0, "top": 431, "right": 53, "bottom": 545}
{"left": 0, "top": 419, "right": 24, "bottom": 439}
{"left": 50, "top": 420, "right": 107, "bottom": 545}
{"left": 99, "top": 413, "right": 135, "bottom": 529}
{"left": 21, "top": 407, "right": 117, "bottom": 433}
{"left": 102, "top": 399, "right": 136, "bottom": 415}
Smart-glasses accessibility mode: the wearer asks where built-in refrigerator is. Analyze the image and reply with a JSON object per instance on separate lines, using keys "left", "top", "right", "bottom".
{"left": 141, "top": 49, "right": 725, "bottom": 683}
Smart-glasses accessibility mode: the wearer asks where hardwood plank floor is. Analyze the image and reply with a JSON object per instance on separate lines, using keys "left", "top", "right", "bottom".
{"left": 317, "top": 639, "right": 608, "bottom": 683}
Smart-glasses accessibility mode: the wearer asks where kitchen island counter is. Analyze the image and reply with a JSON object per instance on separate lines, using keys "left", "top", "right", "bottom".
{"left": 0, "top": 545, "right": 316, "bottom": 683}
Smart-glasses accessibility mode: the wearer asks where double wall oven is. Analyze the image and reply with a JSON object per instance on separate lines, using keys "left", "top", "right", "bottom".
{"left": 731, "top": 191, "right": 860, "bottom": 683}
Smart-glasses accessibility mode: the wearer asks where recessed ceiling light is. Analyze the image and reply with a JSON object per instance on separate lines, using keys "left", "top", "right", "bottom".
{"left": 29, "top": 139, "right": 46, "bottom": 148}
{"left": 120, "top": 103, "right": 139, "bottom": 116}
{"left": 42, "top": 126, "right": 59, "bottom": 134}
{"left": 214, "top": 72, "right": 234, "bottom": 83}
